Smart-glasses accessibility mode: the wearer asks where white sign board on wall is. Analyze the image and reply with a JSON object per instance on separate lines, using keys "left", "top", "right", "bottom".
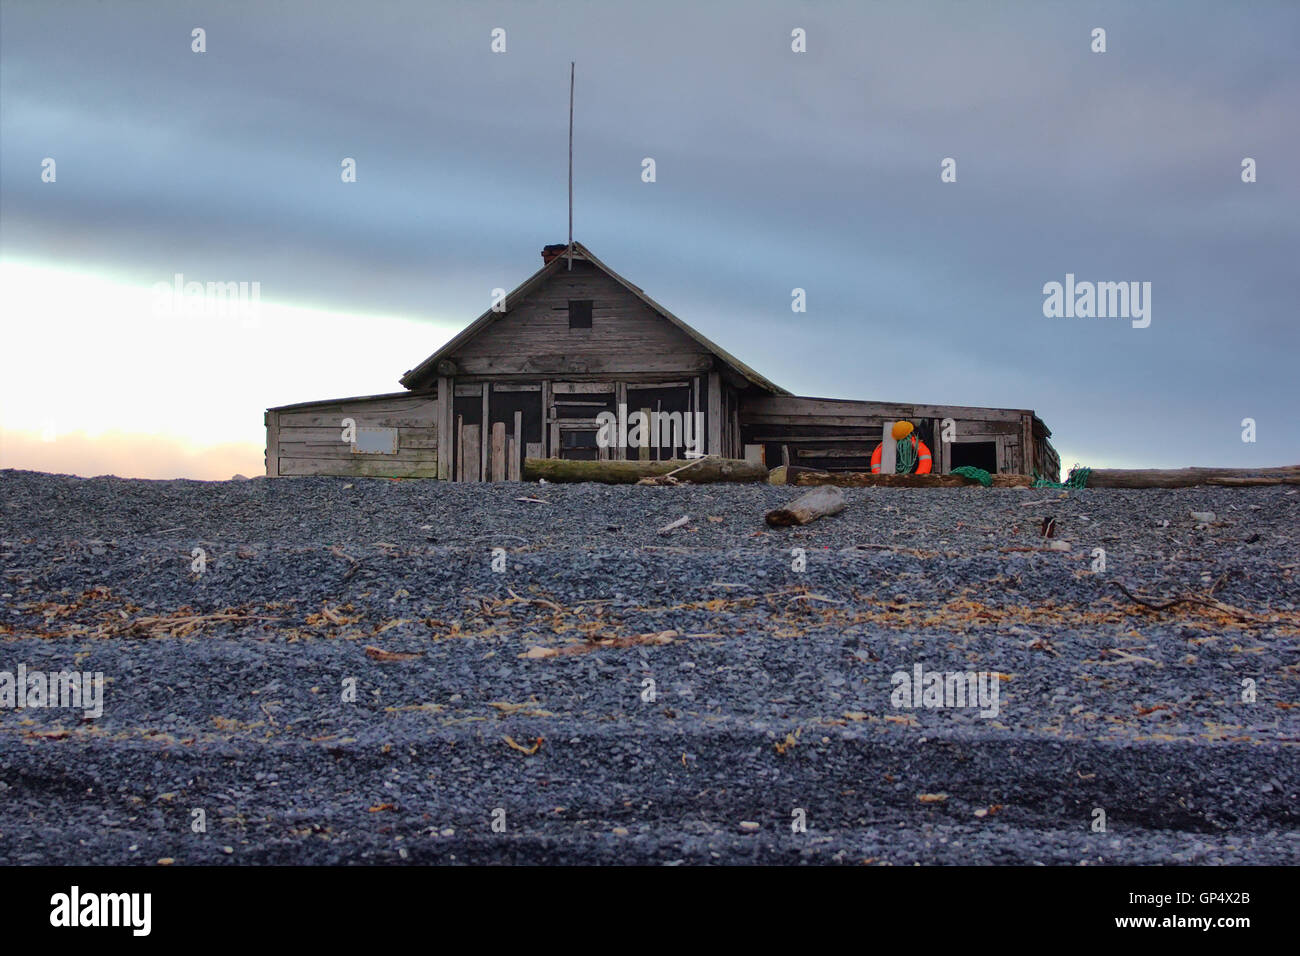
{"left": 353, "top": 426, "right": 399, "bottom": 455}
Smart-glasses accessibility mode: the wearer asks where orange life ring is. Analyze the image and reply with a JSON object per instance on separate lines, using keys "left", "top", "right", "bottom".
{"left": 871, "top": 436, "right": 932, "bottom": 474}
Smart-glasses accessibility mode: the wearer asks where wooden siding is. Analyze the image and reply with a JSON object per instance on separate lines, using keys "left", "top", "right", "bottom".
{"left": 447, "top": 262, "right": 714, "bottom": 377}
{"left": 740, "top": 394, "right": 1048, "bottom": 475}
{"left": 266, "top": 391, "right": 438, "bottom": 478}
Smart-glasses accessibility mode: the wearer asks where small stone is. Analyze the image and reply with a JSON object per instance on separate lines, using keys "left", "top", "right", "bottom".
{"left": 612, "top": 827, "right": 629, "bottom": 836}
{"left": 220, "top": 846, "right": 234, "bottom": 855}
{"left": 1190, "top": 511, "right": 1216, "bottom": 523}
{"left": 739, "top": 821, "right": 760, "bottom": 832}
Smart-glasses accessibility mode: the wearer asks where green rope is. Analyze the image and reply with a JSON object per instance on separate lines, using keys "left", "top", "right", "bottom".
{"left": 951, "top": 465, "right": 993, "bottom": 487}
{"left": 1032, "top": 464, "right": 1091, "bottom": 489}
{"left": 895, "top": 436, "right": 917, "bottom": 474}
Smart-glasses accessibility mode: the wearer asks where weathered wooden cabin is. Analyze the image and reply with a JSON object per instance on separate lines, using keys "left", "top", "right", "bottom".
{"left": 265, "top": 242, "right": 1059, "bottom": 481}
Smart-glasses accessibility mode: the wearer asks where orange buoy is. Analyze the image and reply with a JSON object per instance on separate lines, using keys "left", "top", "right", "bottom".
{"left": 871, "top": 435, "right": 933, "bottom": 474}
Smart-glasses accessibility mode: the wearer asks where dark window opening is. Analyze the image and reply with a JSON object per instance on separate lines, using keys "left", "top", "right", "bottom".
{"left": 948, "top": 441, "right": 998, "bottom": 473}
{"left": 568, "top": 299, "right": 593, "bottom": 329}
{"left": 560, "top": 428, "right": 599, "bottom": 460}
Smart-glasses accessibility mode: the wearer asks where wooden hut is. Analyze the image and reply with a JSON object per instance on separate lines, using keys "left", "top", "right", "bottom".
{"left": 265, "top": 242, "right": 1059, "bottom": 481}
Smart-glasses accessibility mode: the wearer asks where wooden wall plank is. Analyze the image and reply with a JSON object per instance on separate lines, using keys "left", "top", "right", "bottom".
{"left": 274, "top": 412, "right": 433, "bottom": 429}
{"left": 276, "top": 426, "right": 436, "bottom": 444}
{"left": 881, "top": 422, "right": 896, "bottom": 474}
{"left": 480, "top": 385, "right": 490, "bottom": 480}
{"left": 510, "top": 411, "right": 523, "bottom": 481}
{"left": 275, "top": 442, "right": 435, "bottom": 462}
{"left": 278, "top": 458, "right": 438, "bottom": 478}
{"left": 707, "top": 372, "right": 722, "bottom": 456}
{"left": 454, "top": 354, "right": 714, "bottom": 376}
{"left": 491, "top": 422, "right": 506, "bottom": 481}
{"left": 265, "top": 411, "right": 280, "bottom": 477}
{"left": 638, "top": 406, "right": 651, "bottom": 461}
{"left": 615, "top": 382, "right": 627, "bottom": 460}
{"left": 462, "top": 426, "right": 481, "bottom": 482}
{"left": 1020, "top": 413, "right": 1034, "bottom": 475}
{"left": 552, "top": 382, "right": 615, "bottom": 394}
{"left": 741, "top": 394, "right": 1026, "bottom": 424}
{"left": 435, "top": 377, "right": 451, "bottom": 480}
{"left": 540, "top": 380, "right": 552, "bottom": 458}
{"left": 455, "top": 415, "right": 464, "bottom": 482}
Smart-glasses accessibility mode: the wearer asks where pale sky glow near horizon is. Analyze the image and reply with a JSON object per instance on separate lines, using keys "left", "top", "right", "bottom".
{"left": 0, "top": 259, "right": 458, "bottom": 478}
{"left": 2, "top": 0, "right": 1297, "bottom": 480}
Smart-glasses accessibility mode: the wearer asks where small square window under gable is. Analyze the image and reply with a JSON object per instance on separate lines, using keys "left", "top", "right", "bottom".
{"left": 568, "top": 299, "right": 593, "bottom": 329}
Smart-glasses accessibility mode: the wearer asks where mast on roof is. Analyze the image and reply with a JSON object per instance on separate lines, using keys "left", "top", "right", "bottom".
{"left": 568, "top": 61, "right": 574, "bottom": 270}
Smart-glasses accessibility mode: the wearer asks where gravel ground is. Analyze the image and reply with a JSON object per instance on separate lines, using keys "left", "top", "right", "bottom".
{"left": 1, "top": 469, "right": 1297, "bottom": 864}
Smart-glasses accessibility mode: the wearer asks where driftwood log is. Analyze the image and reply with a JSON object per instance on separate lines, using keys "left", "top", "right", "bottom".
{"left": 1204, "top": 476, "right": 1300, "bottom": 486}
{"left": 792, "top": 471, "right": 1033, "bottom": 488}
{"left": 767, "top": 465, "right": 839, "bottom": 486}
{"left": 765, "top": 486, "right": 847, "bottom": 526}
{"left": 524, "top": 457, "right": 767, "bottom": 484}
{"left": 1084, "top": 466, "right": 1300, "bottom": 489}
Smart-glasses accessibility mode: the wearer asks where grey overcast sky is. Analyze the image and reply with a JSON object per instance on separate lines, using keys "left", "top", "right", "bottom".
{"left": 2, "top": 0, "right": 1297, "bottom": 477}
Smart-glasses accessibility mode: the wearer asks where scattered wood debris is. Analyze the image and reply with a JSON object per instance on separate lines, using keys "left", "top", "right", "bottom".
{"left": 774, "top": 730, "right": 800, "bottom": 755}
{"left": 636, "top": 456, "right": 715, "bottom": 486}
{"left": 503, "top": 735, "right": 543, "bottom": 755}
{"left": 364, "top": 645, "right": 422, "bottom": 662}
{"left": 766, "top": 486, "right": 846, "bottom": 527}
{"left": 1107, "top": 580, "right": 1266, "bottom": 623}
{"left": 329, "top": 545, "right": 363, "bottom": 581}
{"left": 519, "top": 629, "right": 680, "bottom": 659}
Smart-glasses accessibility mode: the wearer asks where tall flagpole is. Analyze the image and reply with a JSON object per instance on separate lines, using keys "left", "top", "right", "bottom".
{"left": 568, "top": 62, "right": 574, "bottom": 270}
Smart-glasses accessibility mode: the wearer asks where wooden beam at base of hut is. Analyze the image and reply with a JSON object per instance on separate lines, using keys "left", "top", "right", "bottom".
{"left": 1084, "top": 466, "right": 1300, "bottom": 488}
{"left": 792, "top": 471, "right": 1034, "bottom": 488}
{"left": 524, "top": 457, "right": 766, "bottom": 484}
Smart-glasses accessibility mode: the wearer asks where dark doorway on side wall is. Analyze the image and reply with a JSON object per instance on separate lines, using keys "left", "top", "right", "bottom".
{"left": 949, "top": 440, "right": 998, "bottom": 473}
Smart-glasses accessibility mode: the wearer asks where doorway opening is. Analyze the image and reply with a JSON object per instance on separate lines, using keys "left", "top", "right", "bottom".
{"left": 949, "top": 440, "right": 997, "bottom": 473}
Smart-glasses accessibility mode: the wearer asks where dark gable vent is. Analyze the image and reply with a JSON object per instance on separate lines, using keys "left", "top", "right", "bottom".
{"left": 568, "top": 299, "right": 593, "bottom": 329}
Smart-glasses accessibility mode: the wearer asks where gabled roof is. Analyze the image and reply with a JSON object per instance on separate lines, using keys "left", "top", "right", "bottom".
{"left": 399, "top": 241, "right": 788, "bottom": 394}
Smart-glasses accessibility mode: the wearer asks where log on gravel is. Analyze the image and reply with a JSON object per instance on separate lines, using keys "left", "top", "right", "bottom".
{"left": 792, "top": 471, "right": 1033, "bottom": 488}
{"left": 765, "top": 486, "right": 847, "bottom": 527}
{"left": 1205, "top": 475, "right": 1300, "bottom": 487}
{"left": 766, "top": 465, "right": 836, "bottom": 486}
{"left": 524, "top": 457, "right": 767, "bottom": 484}
{"left": 1085, "top": 466, "right": 1300, "bottom": 489}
